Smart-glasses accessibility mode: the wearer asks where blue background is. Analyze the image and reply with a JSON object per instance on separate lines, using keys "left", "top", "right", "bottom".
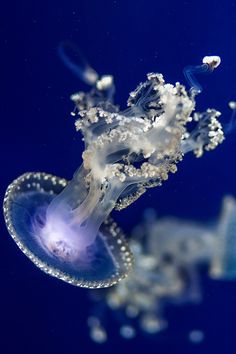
{"left": 1, "top": 1, "right": 236, "bottom": 353}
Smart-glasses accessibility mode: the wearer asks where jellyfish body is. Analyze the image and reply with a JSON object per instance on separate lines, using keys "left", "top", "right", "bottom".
{"left": 3, "top": 56, "right": 225, "bottom": 288}
{"left": 88, "top": 197, "right": 236, "bottom": 342}
{"left": 3, "top": 172, "right": 133, "bottom": 288}
{"left": 87, "top": 211, "right": 215, "bottom": 342}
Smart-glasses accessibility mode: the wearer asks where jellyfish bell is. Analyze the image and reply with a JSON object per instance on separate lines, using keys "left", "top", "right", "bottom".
{"left": 3, "top": 172, "right": 133, "bottom": 288}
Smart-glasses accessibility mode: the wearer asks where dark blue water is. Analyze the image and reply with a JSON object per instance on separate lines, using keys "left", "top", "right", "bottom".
{"left": 1, "top": 1, "right": 236, "bottom": 353}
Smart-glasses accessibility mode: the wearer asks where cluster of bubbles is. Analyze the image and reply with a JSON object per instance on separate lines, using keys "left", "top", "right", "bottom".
{"left": 87, "top": 196, "right": 236, "bottom": 343}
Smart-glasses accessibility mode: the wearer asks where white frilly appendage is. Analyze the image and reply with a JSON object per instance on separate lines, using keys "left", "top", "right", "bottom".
{"left": 45, "top": 67, "right": 224, "bottom": 252}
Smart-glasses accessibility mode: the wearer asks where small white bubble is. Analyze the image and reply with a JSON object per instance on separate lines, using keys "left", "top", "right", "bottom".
{"left": 140, "top": 314, "right": 167, "bottom": 334}
{"left": 189, "top": 329, "right": 205, "bottom": 343}
{"left": 120, "top": 325, "right": 136, "bottom": 339}
{"left": 90, "top": 325, "right": 107, "bottom": 344}
{"left": 229, "top": 101, "right": 236, "bottom": 110}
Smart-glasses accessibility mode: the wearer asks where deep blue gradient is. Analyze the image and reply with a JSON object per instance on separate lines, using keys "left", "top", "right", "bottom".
{"left": 1, "top": 1, "right": 236, "bottom": 353}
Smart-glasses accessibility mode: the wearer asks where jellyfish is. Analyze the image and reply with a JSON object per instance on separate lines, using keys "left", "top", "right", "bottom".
{"left": 3, "top": 55, "right": 225, "bottom": 288}
{"left": 87, "top": 210, "right": 215, "bottom": 342}
{"left": 87, "top": 197, "right": 236, "bottom": 342}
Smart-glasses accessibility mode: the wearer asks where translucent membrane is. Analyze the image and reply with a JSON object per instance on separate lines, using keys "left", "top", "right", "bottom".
{"left": 3, "top": 172, "right": 133, "bottom": 288}
{"left": 210, "top": 196, "right": 236, "bottom": 280}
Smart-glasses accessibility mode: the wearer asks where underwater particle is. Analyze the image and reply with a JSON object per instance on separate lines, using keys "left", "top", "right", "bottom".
{"left": 189, "top": 329, "right": 205, "bottom": 343}
{"left": 126, "top": 304, "right": 139, "bottom": 318}
{"left": 87, "top": 317, "right": 107, "bottom": 343}
{"left": 120, "top": 325, "right": 136, "bottom": 339}
{"left": 139, "top": 314, "right": 167, "bottom": 334}
{"left": 4, "top": 55, "right": 225, "bottom": 287}
{"left": 3, "top": 172, "right": 133, "bottom": 288}
{"left": 90, "top": 326, "right": 107, "bottom": 343}
{"left": 229, "top": 101, "right": 236, "bottom": 110}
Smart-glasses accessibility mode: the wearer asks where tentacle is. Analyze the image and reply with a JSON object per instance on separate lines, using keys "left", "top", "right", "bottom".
{"left": 183, "top": 56, "right": 221, "bottom": 94}
{"left": 58, "top": 41, "right": 99, "bottom": 85}
{"left": 224, "top": 101, "right": 236, "bottom": 135}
